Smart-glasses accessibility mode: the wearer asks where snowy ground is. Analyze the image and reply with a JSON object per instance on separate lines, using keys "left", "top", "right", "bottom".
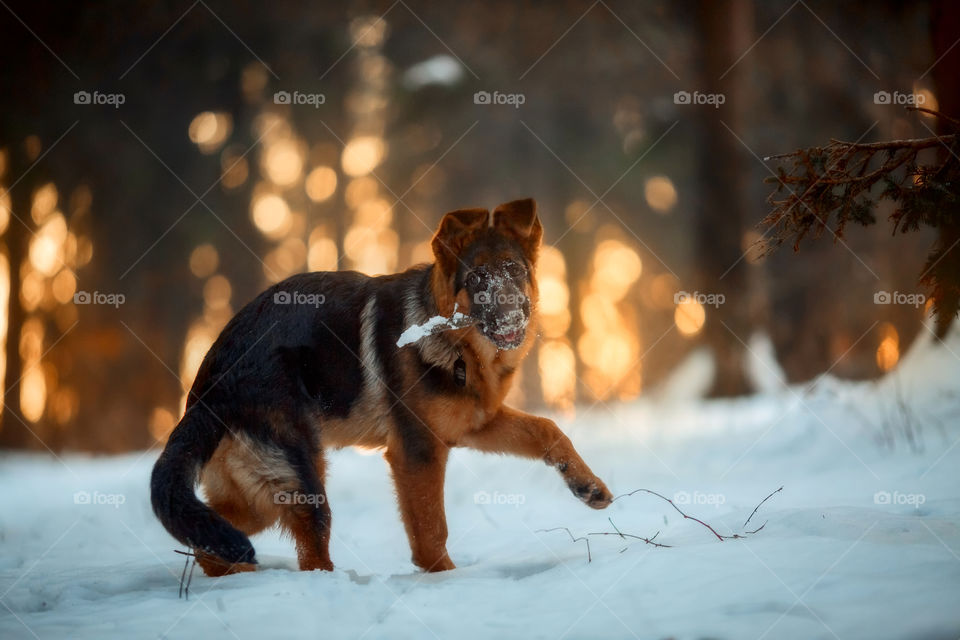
{"left": 2, "top": 328, "right": 960, "bottom": 639}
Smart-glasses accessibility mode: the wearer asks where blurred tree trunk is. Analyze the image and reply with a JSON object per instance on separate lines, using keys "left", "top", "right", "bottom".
{"left": 0, "top": 147, "right": 30, "bottom": 448}
{"left": 930, "top": 0, "right": 960, "bottom": 338}
{"left": 693, "top": 0, "right": 756, "bottom": 396}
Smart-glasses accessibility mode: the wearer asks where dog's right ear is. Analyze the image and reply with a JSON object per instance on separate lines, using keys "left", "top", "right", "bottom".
{"left": 431, "top": 208, "right": 489, "bottom": 274}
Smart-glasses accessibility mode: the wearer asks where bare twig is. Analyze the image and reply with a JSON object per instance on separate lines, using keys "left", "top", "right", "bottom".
{"left": 537, "top": 527, "right": 592, "bottom": 562}
{"left": 543, "top": 487, "right": 782, "bottom": 562}
{"left": 587, "top": 518, "right": 672, "bottom": 548}
{"left": 743, "top": 486, "right": 784, "bottom": 529}
{"left": 613, "top": 488, "right": 728, "bottom": 541}
{"left": 174, "top": 549, "right": 198, "bottom": 600}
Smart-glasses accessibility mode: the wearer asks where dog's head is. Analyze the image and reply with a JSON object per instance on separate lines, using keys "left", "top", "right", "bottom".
{"left": 432, "top": 198, "right": 542, "bottom": 350}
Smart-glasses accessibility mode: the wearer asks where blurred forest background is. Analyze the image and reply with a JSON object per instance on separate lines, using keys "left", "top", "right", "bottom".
{"left": 0, "top": 0, "right": 954, "bottom": 452}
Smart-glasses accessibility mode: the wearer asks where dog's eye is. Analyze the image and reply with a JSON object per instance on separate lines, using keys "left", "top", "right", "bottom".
{"left": 466, "top": 271, "right": 481, "bottom": 288}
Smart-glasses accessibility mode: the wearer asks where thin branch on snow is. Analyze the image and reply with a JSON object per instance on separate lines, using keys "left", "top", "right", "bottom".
{"left": 743, "top": 486, "right": 784, "bottom": 529}
{"left": 587, "top": 518, "right": 671, "bottom": 548}
{"left": 612, "top": 488, "right": 730, "bottom": 541}
{"left": 541, "top": 486, "right": 783, "bottom": 562}
{"left": 174, "top": 549, "right": 198, "bottom": 599}
{"left": 536, "top": 527, "right": 592, "bottom": 562}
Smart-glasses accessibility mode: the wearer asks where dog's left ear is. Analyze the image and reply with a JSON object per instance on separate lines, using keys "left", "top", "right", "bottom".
{"left": 493, "top": 198, "right": 542, "bottom": 261}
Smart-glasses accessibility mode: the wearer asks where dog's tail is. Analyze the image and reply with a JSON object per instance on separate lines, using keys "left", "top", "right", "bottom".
{"left": 150, "top": 406, "right": 256, "bottom": 566}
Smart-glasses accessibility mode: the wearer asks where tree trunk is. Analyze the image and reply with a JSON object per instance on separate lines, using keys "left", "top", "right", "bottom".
{"left": 0, "top": 145, "right": 30, "bottom": 448}
{"left": 930, "top": 0, "right": 960, "bottom": 338}
{"left": 693, "top": 0, "right": 756, "bottom": 396}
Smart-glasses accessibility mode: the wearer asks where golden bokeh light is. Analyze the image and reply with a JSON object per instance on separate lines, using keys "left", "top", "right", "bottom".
{"left": 675, "top": 298, "right": 706, "bottom": 336}
{"left": 20, "top": 318, "right": 45, "bottom": 422}
{"left": 305, "top": 166, "right": 338, "bottom": 202}
{"left": 149, "top": 406, "right": 177, "bottom": 442}
{"left": 0, "top": 254, "right": 8, "bottom": 412}
{"left": 341, "top": 136, "right": 386, "bottom": 177}
{"left": 251, "top": 193, "right": 292, "bottom": 238}
{"left": 51, "top": 270, "right": 77, "bottom": 304}
{"left": 180, "top": 327, "right": 216, "bottom": 395}
{"left": 0, "top": 188, "right": 10, "bottom": 236}
{"left": 29, "top": 213, "right": 67, "bottom": 276}
{"left": 76, "top": 236, "right": 93, "bottom": 266}
{"left": 409, "top": 239, "right": 434, "bottom": 265}
{"left": 644, "top": 175, "right": 678, "bottom": 214}
{"left": 262, "top": 138, "right": 305, "bottom": 187}
{"left": 307, "top": 230, "right": 339, "bottom": 272}
{"left": 31, "top": 182, "right": 58, "bottom": 224}
{"left": 578, "top": 239, "right": 643, "bottom": 400}
{"left": 345, "top": 176, "right": 379, "bottom": 208}
{"left": 253, "top": 112, "right": 293, "bottom": 143}
{"left": 876, "top": 322, "right": 900, "bottom": 372}
{"left": 188, "top": 111, "right": 232, "bottom": 154}
{"left": 49, "top": 387, "right": 77, "bottom": 426}
{"left": 538, "top": 278, "right": 569, "bottom": 319}
{"left": 355, "top": 198, "right": 392, "bottom": 228}
{"left": 203, "top": 274, "right": 232, "bottom": 310}
{"left": 645, "top": 273, "right": 680, "bottom": 310}
{"left": 21, "top": 366, "right": 46, "bottom": 423}
{"left": 536, "top": 246, "right": 576, "bottom": 406}
{"left": 344, "top": 224, "right": 398, "bottom": 275}
{"left": 350, "top": 15, "right": 388, "bottom": 48}
{"left": 189, "top": 244, "right": 219, "bottom": 278}
{"left": 537, "top": 246, "right": 571, "bottom": 339}
{"left": 591, "top": 239, "right": 642, "bottom": 301}
{"left": 275, "top": 238, "right": 307, "bottom": 273}
{"left": 539, "top": 340, "right": 577, "bottom": 410}
{"left": 220, "top": 147, "right": 249, "bottom": 189}
{"left": 564, "top": 199, "right": 596, "bottom": 233}
{"left": 20, "top": 271, "right": 44, "bottom": 311}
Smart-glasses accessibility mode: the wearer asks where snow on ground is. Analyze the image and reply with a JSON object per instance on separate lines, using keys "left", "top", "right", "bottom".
{"left": 2, "top": 328, "right": 960, "bottom": 639}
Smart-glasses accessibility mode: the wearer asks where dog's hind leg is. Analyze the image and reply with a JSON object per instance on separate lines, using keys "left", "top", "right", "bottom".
{"left": 276, "top": 444, "right": 333, "bottom": 572}
{"left": 198, "top": 438, "right": 280, "bottom": 576}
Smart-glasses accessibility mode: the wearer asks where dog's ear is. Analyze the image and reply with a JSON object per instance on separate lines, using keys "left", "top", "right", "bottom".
{"left": 431, "top": 208, "right": 490, "bottom": 274}
{"left": 493, "top": 198, "right": 542, "bottom": 261}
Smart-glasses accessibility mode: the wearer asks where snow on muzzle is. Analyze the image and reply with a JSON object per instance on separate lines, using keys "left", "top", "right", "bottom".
{"left": 471, "top": 267, "right": 531, "bottom": 350}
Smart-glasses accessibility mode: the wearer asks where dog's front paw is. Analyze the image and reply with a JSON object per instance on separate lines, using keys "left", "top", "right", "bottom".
{"left": 567, "top": 476, "right": 613, "bottom": 509}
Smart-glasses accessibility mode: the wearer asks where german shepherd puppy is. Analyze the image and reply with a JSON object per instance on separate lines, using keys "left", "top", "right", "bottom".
{"left": 151, "top": 198, "right": 612, "bottom": 576}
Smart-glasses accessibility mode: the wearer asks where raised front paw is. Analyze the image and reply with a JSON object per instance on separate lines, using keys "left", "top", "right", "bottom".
{"left": 566, "top": 475, "right": 613, "bottom": 509}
